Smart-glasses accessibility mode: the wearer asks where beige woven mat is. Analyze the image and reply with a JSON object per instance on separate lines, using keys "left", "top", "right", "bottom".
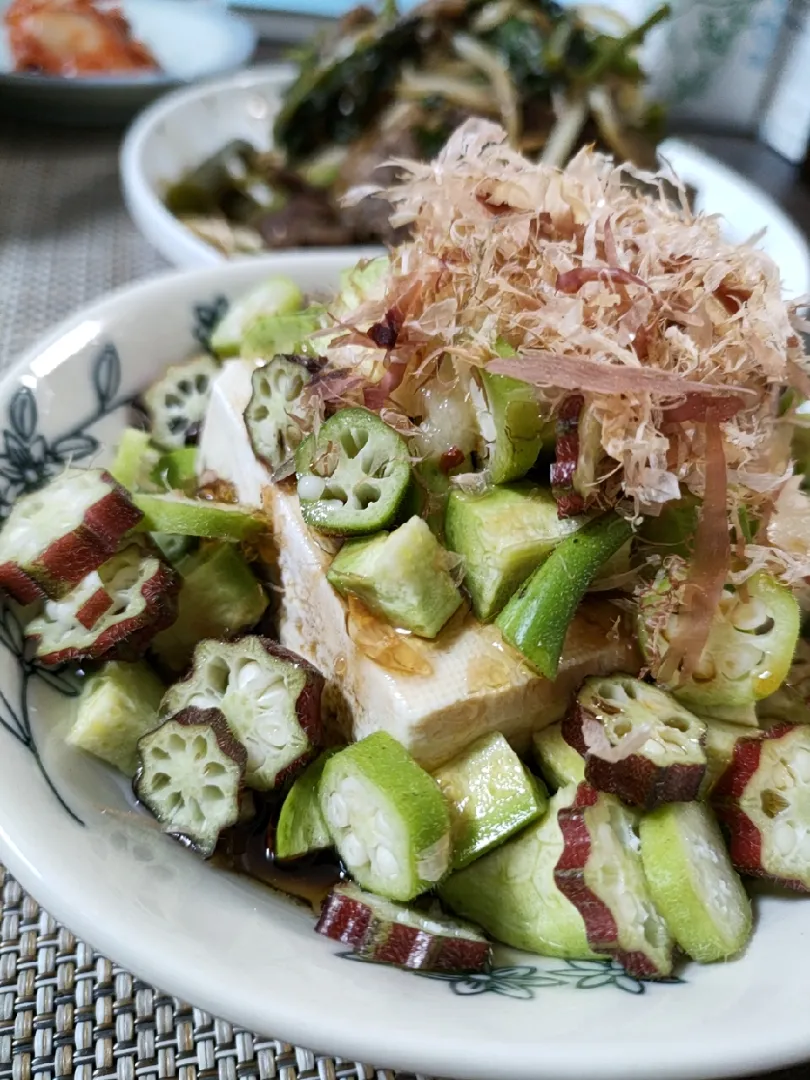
{"left": 0, "top": 113, "right": 806, "bottom": 1080}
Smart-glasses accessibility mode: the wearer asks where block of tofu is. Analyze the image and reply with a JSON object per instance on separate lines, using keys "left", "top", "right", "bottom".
{"left": 199, "top": 361, "right": 641, "bottom": 769}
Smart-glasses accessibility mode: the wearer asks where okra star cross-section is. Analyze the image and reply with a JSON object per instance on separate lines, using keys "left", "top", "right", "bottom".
{"left": 198, "top": 359, "right": 640, "bottom": 769}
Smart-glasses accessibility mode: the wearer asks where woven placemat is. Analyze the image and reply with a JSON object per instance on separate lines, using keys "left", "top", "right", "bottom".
{"left": 0, "top": 112, "right": 807, "bottom": 1080}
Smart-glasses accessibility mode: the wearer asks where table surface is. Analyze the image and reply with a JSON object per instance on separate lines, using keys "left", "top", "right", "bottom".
{"left": 1, "top": 107, "right": 810, "bottom": 1080}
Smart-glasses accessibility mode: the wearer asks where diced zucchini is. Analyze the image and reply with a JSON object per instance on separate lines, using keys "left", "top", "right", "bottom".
{"left": 327, "top": 516, "right": 462, "bottom": 638}
{"left": 439, "top": 785, "right": 604, "bottom": 959}
{"left": 151, "top": 542, "right": 268, "bottom": 674}
{"left": 241, "top": 306, "right": 328, "bottom": 361}
{"left": 276, "top": 750, "right": 336, "bottom": 860}
{"left": 132, "top": 492, "right": 264, "bottom": 543}
{"left": 474, "top": 369, "right": 553, "bottom": 484}
{"left": 433, "top": 732, "right": 547, "bottom": 869}
{"left": 211, "top": 277, "right": 304, "bottom": 358}
{"left": 110, "top": 428, "right": 160, "bottom": 492}
{"left": 532, "top": 722, "right": 586, "bottom": 790}
{"left": 320, "top": 732, "right": 451, "bottom": 902}
{"left": 150, "top": 532, "right": 198, "bottom": 566}
{"left": 639, "top": 802, "right": 752, "bottom": 963}
{"left": 67, "top": 660, "right": 165, "bottom": 776}
{"left": 444, "top": 484, "right": 582, "bottom": 621}
{"left": 152, "top": 447, "right": 198, "bottom": 494}
{"left": 639, "top": 495, "right": 700, "bottom": 559}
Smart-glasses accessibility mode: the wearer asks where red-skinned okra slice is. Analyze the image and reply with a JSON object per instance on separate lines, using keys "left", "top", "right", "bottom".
{"left": 562, "top": 676, "right": 707, "bottom": 809}
{"left": 712, "top": 721, "right": 810, "bottom": 891}
{"left": 0, "top": 468, "right": 142, "bottom": 602}
{"left": 554, "top": 784, "right": 674, "bottom": 979}
{"left": 551, "top": 395, "right": 604, "bottom": 517}
{"left": 316, "top": 882, "right": 491, "bottom": 973}
{"left": 25, "top": 540, "right": 179, "bottom": 666}
{"left": 295, "top": 408, "right": 411, "bottom": 536}
{"left": 160, "top": 636, "right": 323, "bottom": 791}
{"left": 134, "top": 706, "right": 247, "bottom": 857}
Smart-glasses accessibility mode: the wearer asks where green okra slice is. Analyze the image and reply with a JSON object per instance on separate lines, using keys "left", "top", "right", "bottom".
{"left": 241, "top": 305, "right": 328, "bottom": 361}
{"left": 638, "top": 563, "right": 800, "bottom": 721}
{"left": 336, "top": 256, "right": 389, "bottom": 313}
{"left": 639, "top": 801, "right": 752, "bottom": 963}
{"left": 433, "top": 732, "right": 548, "bottom": 869}
{"left": 210, "top": 277, "right": 304, "bottom": 358}
{"left": 326, "top": 515, "right": 462, "bottom": 638}
{"left": 296, "top": 408, "right": 411, "bottom": 536}
{"left": 319, "top": 732, "right": 451, "bottom": 902}
{"left": 144, "top": 355, "right": 220, "bottom": 450}
{"left": 151, "top": 542, "right": 268, "bottom": 674}
{"left": 135, "top": 706, "right": 247, "bottom": 857}
{"left": 110, "top": 428, "right": 160, "bottom": 492}
{"left": 439, "top": 785, "right": 604, "bottom": 959}
{"left": 496, "top": 512, "right": 633, "bottom": 679}
{"left": 244, "top": 354, "right": 319, "bottom": 473}
{"left": 132, "top": 491, "right": 265, "bottom": 543}
{"left": 532, "top": 722, "right": 586, "bottom": 790}
{"left": 67, "top": 660, "right": 165, "bottom": 777}
{"left": 444, "top": 484, "right": 583, "bottom": 622}
{"left": 276, "top": 750, "right": 337, "bottom": 860}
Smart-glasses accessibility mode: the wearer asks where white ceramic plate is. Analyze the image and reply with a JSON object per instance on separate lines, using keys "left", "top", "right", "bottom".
{"left": 121, "top": 67, "right": 810, "bottom": 297}
{"left": 1, "top": 251, "right": 810, "bottom": 1080}
{"left": 0, "top": 0, "right": 256, "bottom": 126}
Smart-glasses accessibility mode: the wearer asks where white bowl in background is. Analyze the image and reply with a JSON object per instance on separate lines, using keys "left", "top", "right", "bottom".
{"left": 0, "top": 0, "right": 256, "bottom": 126}
{"left": 121, "top": 66, "right": 810, "bottom": 298}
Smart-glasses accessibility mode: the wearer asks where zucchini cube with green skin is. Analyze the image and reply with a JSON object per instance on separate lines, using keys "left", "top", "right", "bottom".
{"left": 210, "top": 277, "right": 304, "bottom": 359}
{"left": 638, "top": 565, "right": 800, "bottom": 722}
{"left": 110, "top": 428, "right": 160, "bottom": 492}
{"left": 533, "top": 722, "right": 585, "bottom": 790}
{"left": 327, "top": 516, "right": 462, "bottom": 638}
{"left": 161, "top": 636, "right": 324, "bottom": 791}
{"left": 276, "top": 750, "right": 336, "bottom": 860}
{"left": 433, "top": 732, "right": 547, "bottom": 869}
{"left": 439, "top": 785, "right": 605, "bottom": 960}
{"left": 445, "top": 484, "right": 583, "bottom": 622}
{"left": 68, "top": 661, "right": 165, "bottom": 776}
{"left": 241, "top": 306, "right": 327, "bottom": 361}
{"left": 150, "top": 542, "right": 268, "bottom": 674}
{"left": 152, "top": 447, "right": 198, "bottom": 494}
{"left": 472, "top": 369, "right": 553, "bottom": 485}
{"left": 640, "top": 801, "right": 752, "bottom": 963}
{"left": 336, "top": 257, "right": 389, "bottom": 314}
{"left": 296, "top": 408, "right": 412, "bottom": 536}
{"left": 320, "top": 732, "right": 451, "bottom": 902}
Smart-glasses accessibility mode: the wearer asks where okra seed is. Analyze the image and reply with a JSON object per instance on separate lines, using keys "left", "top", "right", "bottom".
{"left": 374, "top": 845, "right": 399, "bottom": 878}
{"left": 773, "top": 820, "right": 797, "bottom": 856}
{"left": 342, "top": 832, "right": 369, "bottom": 867}
{"left": 326, "top": 792, "right": 349, "bottom": 829}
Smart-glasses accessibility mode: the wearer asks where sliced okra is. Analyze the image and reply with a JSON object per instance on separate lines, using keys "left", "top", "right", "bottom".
{"left": 757, "top": 639, "right": 810, "bottom": 725}
{"left": 470, "top": 367, "right": 551, "bottom": 485}
{"left": 0, "top": 468, "right": 142, "bottom": 602}
{"left": 555, "top": 785, "right": 674, "bottom": 979}
{"left": 532, "top": 722, "right": 586, "bottom": 791}
{"left": 245, "top": 354, "right": 320, "bottom": 473}
{"left": 210, "top": 277, "right": 304, "bottom": 359}
{"left": 638, "top": 563, "right": 800, "bottom": 722}
{"left": 144, "top": 355, "right": 219, "bottom": 450}
{"left": 134, "top": 706, "right": 247, "bottom": 857}
{"left": 712, "top": 721, "right": 810, "bottom": 891}
{"left": 161, "top": 635, "right": 323, "bottom": 791}
{"left": 319, "top": 732, "right": 451, "bottom": 902}
{"left": 296, "top": 408, "right": 411, "bottom": 536}
{"left": 109, "top": 428, "right": 161, "bottom": 492}
{"left": 563, "top": 676, "right": 707, "bottom": 809}
{"left": 639, "top": 802, "right": 753, "bottom": 963}
{"left": 551, "top": 395, "right": 604, "bottom": 517}
{"left": 316, "top": 882, "right": 491, "bottom": 973}
{"left": 25, "top": 540, "right": 180, "bottom": 666}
